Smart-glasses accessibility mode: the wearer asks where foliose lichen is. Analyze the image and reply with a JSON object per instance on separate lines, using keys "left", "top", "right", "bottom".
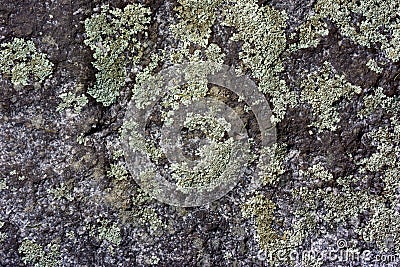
{"left": 0, "top": 178, "right": 8, "bottom": 191}
{"left": 300, "top": 61, "right": 362, "bottom": 131}
{"left": 366, "top": 58, "right": 383, "bottom": 74}
{"left": 56, "top": 92, "right": 88, "bottom": 113}
{"left": 222, "top": 0, "right": 297, "bottom": 123}
{"left": 290, "top": 16, "right": 329, "bottom": 50}
{"left": 75, "top": 1, "right": 400, "bottom": 263}
{"left": 89, "top": 219, "right": 122, "bottom": 246}
{"left": 0, "top": 38, "right": 53, "bottom": 86}
{"left": 18, "top": 239, "right": 61, "bottom": 267}
{"left": 312, "top": 0, "right": 400, "bottom": 61}
{"left": 171, "top": 0, "right": 223, "bottom": 47}
{"left": 84, "top": 4, "right": 151, "bottom": 106}
{"left": 47, "top": 182, "right": 74, "bottom": 201}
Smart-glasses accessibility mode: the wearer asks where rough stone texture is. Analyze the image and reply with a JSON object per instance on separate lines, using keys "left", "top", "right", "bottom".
{"left": 1, "top": 0, "right": 400, "bottom": 266}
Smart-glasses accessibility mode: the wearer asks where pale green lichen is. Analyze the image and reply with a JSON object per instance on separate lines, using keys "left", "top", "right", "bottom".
{"left": 290, "top": 16, "right": 329, "bottom": 51}
{"left": 107, "top": 163, "right": 128, "bottom": 182}
{"left": 204, "top": 44, "right": 225, "bottom": 64}
{"left": 131, "top": 52, "right": 163, "bottom": 109}
{"left": 183, "top": 113, "right": 231, "bottom": 140}
{"left": 131, "top": 47, "right": 224, "bottom": 114}
{"left": 294, "top": 184, "right": 400, "bottom": 255}
{"left": 222, "top": 0, "right": 297, "bottom": 123}
{"left": 172, "top": 138, "right": 234, "bottom": 191}
{"left": 79, "top": 0, "right": 400, "bottom": 261}
{"left": 241, "top": 192, "right": 308, "bottom": 267}
{"left": 257, "top": 143, "right": 286, "bottom": 186}
{"left": 353, "top": 110, "right": 400, "bottom": 253}
{"left": 104, "top": 162, "right": 165, "bottom": 233}
{"left": 112, "top": 149, "right": 124, "bottom": 160}
{"left": 241, "top": 194, "right": 280, "bottom": 250}
{"left": 300, "top": 61, "right": 362, "bottom": 131}
{"left": 356, "top": 126, "right": 400, "bottom": 204}
{"left": 90, "top": 219, "right": 122, "bottom": 246}
{"left": 358, "top": 204, "right": 400, "bottom": 254}
{"left": 366, "top": 58, "right": 383, "bottom": 73}
{"left": 174, "top": 113, "right": 234, "bottom": 191}
{"left": 84, "top": 4, "right": 151, "bottom": 106}
{"left": 145, "top": 255, "right": 161, "bottom": 265}
{"left": 126, "top": 53, "right": 228, "bottom": 194}
{"left": 65, "top": 230, "right": 75, "bottom": 242}
{"left": 119, "top": 119, "right": 163, "bottom": 162}
{"left": 121, "top": 1, "right": 232, "bottom": 195}
{"left": 47, "top": 182, "right": 74, "bottom": 201}
{"left": 299, "top": 163, "right": 334, "bottom": 185}
{"left": 321, "top": 190, "right": 371, "bottom": 226}
{"left": 0, "top": 178, "right": 8, "bottom": 191}
{"left": 125, "top": 188, "right": 164, "bottom": 232}
{"left": 127, "top": 205, "right": 164, "bottom": 233}
{"left": 357, "top": 129, "right": 399, "bottom": 173}
{"left": 358, "top": 87, "right": 400, "bottom": 118}
{"left": 56, "top": 92, "right": 88, "bottom": 113}
{"left": 164, "top": 61, "right": 220, "bottom": 106}
{"left": 171, "top": 0, "right": 223, "bottom": 47}
{"left": 105, "top": 169, "right": 131, "bottom": 210}
{"left": 292, "top": 152, "right": 399, "bottom": 260}
{"left": 76, "top": 133, "right": 88, "bottom": 146}
{"left": 284, "top": 80, "right": 400, "bottom": 260}
{"left": 248, "top": 84, "right": 399, "bottom": 264}
{"left": 0, "top": 232, "right": 6, "bottom": 243}
{"left": 18, "top": 239, "right": 61, "bottom": 267}
{"left": 0, "top": 38, "right": 53, "bottom": 86}
{"left": 313, "top": 0, "right": 400, "bottom": 61}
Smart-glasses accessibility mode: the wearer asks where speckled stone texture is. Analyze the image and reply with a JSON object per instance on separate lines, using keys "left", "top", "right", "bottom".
{"left": 1, "top": 0, "right": 400, "bottom": 266}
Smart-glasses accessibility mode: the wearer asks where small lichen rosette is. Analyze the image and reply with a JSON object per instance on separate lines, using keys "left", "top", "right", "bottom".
{"left": 122, "top": 62, "right": 276, "bottom": 207}
{"left": 0, "top": 38, "right": 53, "bottom": 86}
